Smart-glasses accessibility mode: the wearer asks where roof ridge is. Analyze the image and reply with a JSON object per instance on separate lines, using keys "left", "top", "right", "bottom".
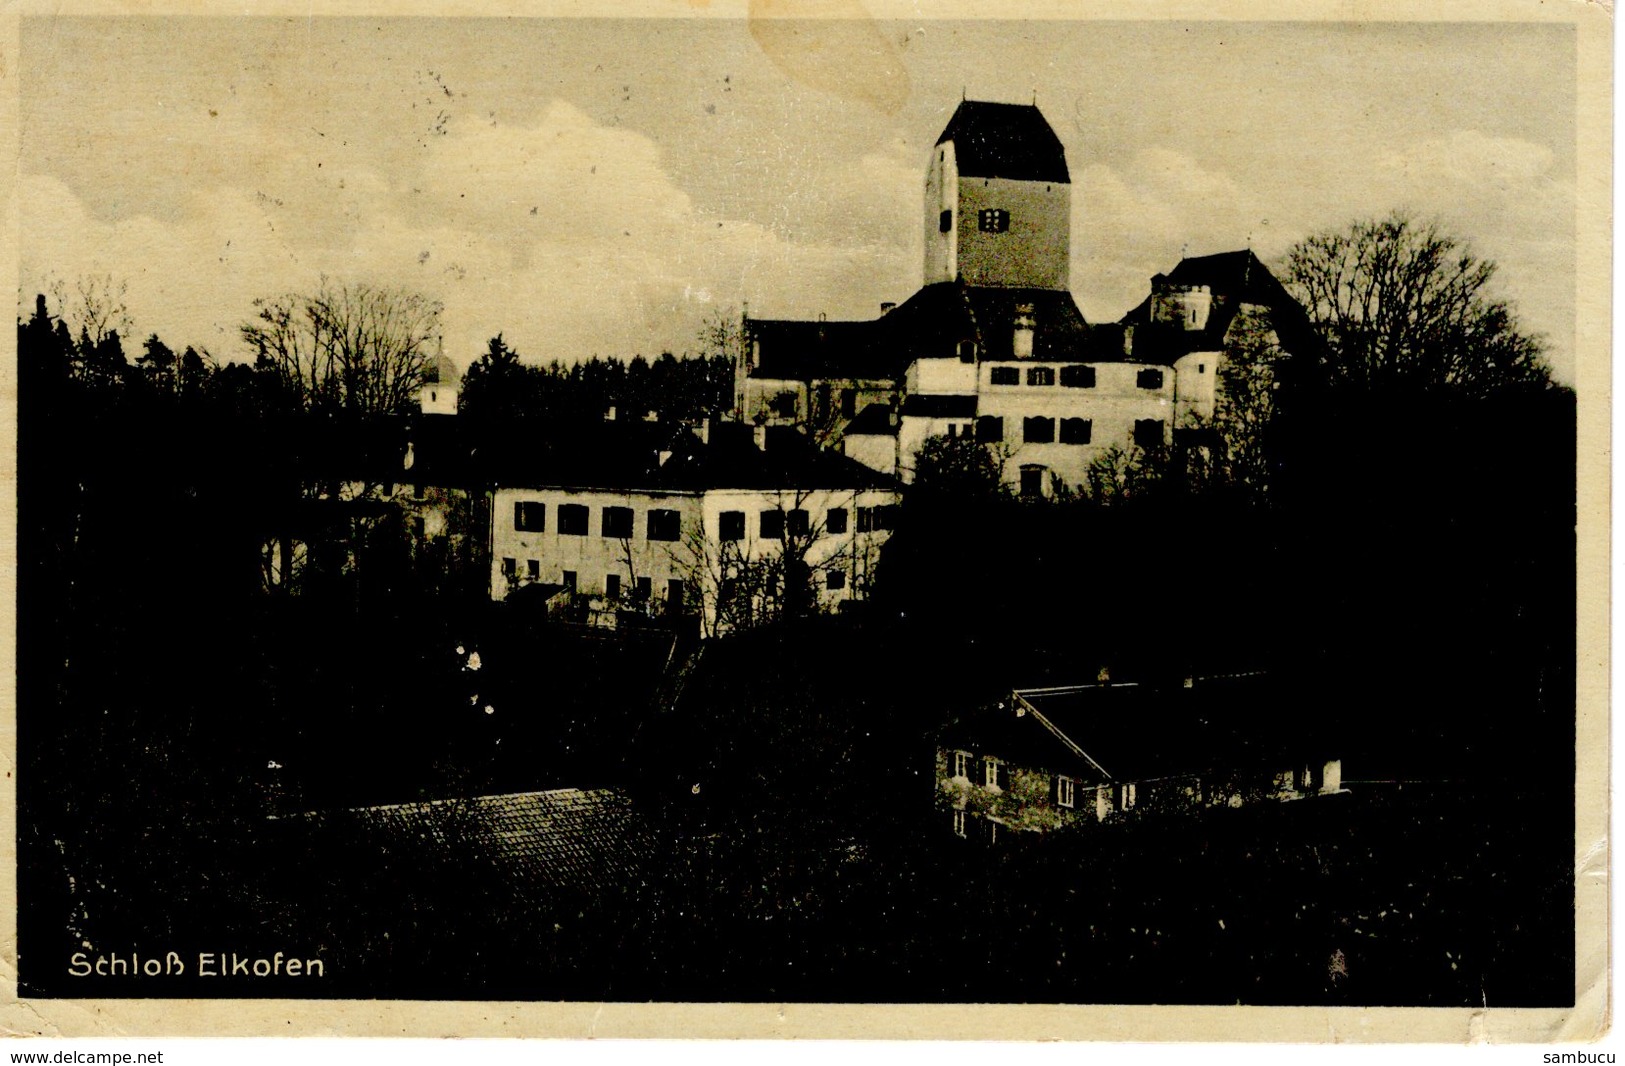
{"left": 1013, "top": 691, "right": 1114, "bottom": 780}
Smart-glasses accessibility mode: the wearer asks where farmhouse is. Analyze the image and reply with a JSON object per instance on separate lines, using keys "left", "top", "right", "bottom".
{"left": 936, "top": 675, "right": 1343, "bottom": 843}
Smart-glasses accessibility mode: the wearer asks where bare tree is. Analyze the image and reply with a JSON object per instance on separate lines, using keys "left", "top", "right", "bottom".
{"left": 666, "top": 489, "right": 871, "bottom": 636}
{"left": 242, "top": 280, "right": 443, "bottom": 417}
{"left": 1283, "top": 214, "right": 1551, "bottom": 398}
{"left": 49, "top": 273, "right": 132, "bottom": 350}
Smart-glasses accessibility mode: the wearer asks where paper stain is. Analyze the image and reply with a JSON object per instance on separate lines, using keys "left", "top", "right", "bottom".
{"left": 747, "top": 0, "right": 910, "bottom": 115}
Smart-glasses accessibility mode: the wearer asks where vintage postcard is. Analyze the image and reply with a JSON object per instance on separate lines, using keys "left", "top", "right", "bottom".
{"left": 1, "top": 0, "right": 1610, "bottom": 1044}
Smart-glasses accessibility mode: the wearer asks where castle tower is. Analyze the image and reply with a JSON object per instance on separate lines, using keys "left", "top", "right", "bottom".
{"left": 923, "top": 100, "right": 1071, "bottom": 291}
{"left": 420, "top": 351, "right": 461, "bottom": 415}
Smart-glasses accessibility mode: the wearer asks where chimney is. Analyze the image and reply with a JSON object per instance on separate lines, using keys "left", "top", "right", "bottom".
{"left": 699, "top": 419, "right": 711, "bottom": 446}
{"left": 880, "top": 302, "right": 896, "bottom": 316}
{"left": 1012, "top": 303, "right": 1036, "bottom": 360}
{"left": 605, "top": 404, "right": 617, "bottom": 422}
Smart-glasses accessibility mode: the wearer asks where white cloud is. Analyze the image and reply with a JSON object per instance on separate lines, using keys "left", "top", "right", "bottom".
{"left": 21, "top": 98, "right": 912, "bottom": 367}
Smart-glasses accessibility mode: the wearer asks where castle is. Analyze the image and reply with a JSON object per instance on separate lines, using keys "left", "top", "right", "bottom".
{"left": 735, "top": 98, "right": 1309, "bottom": 496}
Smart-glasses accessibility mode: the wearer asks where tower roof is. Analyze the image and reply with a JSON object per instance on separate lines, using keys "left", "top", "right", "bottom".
{"left": 422, "top": 353, "right": 461, "bottom": 386}
{"left": 935, "top": 100, "right": 1069, "bottom": 183}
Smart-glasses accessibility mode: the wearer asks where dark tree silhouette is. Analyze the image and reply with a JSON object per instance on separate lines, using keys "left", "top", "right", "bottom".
{"left": 1283, "top": 214, "right": 1552, "bottom": 398}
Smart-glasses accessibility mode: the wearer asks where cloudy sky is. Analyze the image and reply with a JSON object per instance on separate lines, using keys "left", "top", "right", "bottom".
{"left": 20, "top": 18, "right": 1577, "bottom": 379}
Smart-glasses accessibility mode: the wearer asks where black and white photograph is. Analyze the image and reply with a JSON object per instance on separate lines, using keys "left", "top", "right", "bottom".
{"left": 9, "top": 5, "right": 1606, "bottom": 1039}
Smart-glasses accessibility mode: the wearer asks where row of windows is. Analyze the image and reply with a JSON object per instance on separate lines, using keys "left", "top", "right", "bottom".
{"left": 498, "top": 562, "right": 687, "bottom": 605}
{"left": 516, "top": 502, "right": 897, "bottom": 542}
{"left": 948, "top": 751, "right": 1137, "bottom": 811}
{"left": 511, "top": 501, "right": 682, "bottom": 541}
{"left": 986, "top": 365, "right": 1164, "bottom": 389}
{"left": 718, "top": 505, "right": 896, "bottom": 541}
{"left": 972, "top": 416, "right": 1163, "bottom": 447}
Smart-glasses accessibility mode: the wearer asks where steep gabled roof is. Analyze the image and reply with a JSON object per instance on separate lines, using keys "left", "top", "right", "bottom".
{"left": 747, "top": 281, "right": 1116, "bottom": 383}
{"left": 939, "top": 674, "right": 1324, "bottom": 784}
{"left": 1119, "top": 249, "right": 1316, "bottom": 365}
{"left": 936, "top": 100, "right": 1070, "bottom": 184}
{"left": 487, "top": 419, "right": 897, "bottom": 493}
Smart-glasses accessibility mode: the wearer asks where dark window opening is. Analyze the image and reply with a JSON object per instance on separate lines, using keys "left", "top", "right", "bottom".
{"left": 760, "top": 510, "right": 785, "bottom": 540}
{"left": 939, "top": 209, "right": 952, "bottom": 233}
{"left": 412, "top": 516, "right": 425, "bottom": 539}
{"left": 975, "top": 415, "right": 1004, "bottom": 443}
{"left": 840, "top": 389, "right": 857, "bottom": 418}
{"left": 826, "top": 507, "right": 849, "bottom": 534}
{"left": 559, "top": 505, "right": 589, "bottom": 536}
{"left": 787, "top": 509, "right": 810, "bottom": 537}
{"left": 1023, "top": 416, "right": 1055, "bottom": 444}
{"left": 647, "top": 508, "right": 681, "bottom": 542}
{"left": 977, "top": 209, "right": 1009, "bottom": 233}
{"left": 1136, "top": 368, "right": 1165, "bottom": 390}
{"left": 666, "top": 579, "right": 685, "bottom": 612}
{"left": 989, "top": 366, "right": 1019, "bottom": 385}
{"left": 1060, "top": 364, "right": 1096, "bottom": 388}
{"left": 1059, "top": 417, "right": 1092, "bottom": 445}
{"left": 602, "top": 506, "right": 634, "bottom": 539}
{"left": 1019, "top": 466, "right": 1045, "bottom": 498}
{"left": 1026, "top": 367, "right": 1055, "bottom": 386}
{"left": 635, "top": 576, "right": 652, "bottom": 602}
{"left": 500, "top": 557, "right": 516, "bottom": 578}
{"left": 514, "top": 501, "right": 545, "bottom": 532}
{"left": 719, "top": 510, "right": 746, "bottom": 542}
{"left": 1134, "top": 419, "right": 1166, "bottom": 450}
{"left": 526, "top": 559, "right": 539, "bottom": 581}
{"left": 606, "top": 573, "right": 621, "bottom": 599}
{"left": 770, "top": 391, "right": 798, "bottom": 418}
{"left": 562, "top": 570, "right": 577, "bottom": 591}
{"left": 958, "top": 340, "right": 977, "bottom": 363}
{"left": 826, "top": 569, "right": 846, "bottom": 590}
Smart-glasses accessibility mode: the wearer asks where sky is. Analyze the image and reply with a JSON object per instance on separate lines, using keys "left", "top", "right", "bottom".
{"left": 18, "top": 18, "right": 1578, "bottom": 380}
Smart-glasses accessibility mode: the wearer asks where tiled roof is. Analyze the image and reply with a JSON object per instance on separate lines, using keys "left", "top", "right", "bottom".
{"left": 290, "top": 788, "right": 652, "bottom": 902}
{"left": 936, "top": 100, "right": 1070, "bottom": 184}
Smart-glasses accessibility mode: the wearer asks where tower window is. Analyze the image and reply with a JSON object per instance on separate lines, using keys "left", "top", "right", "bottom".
{"left": 957, "top": 340, "right": 977, "bottom": 363}
{"left": 1026, "top": 367, "right": 1055, "bottom": 386}
{"left": 989, "top": 366, "right": 1019, "bottom": 385}
{"left": 1136, "top": 368, "right": 1165, "bottom": 390}
{"left": 939, "top": 209, "right": 952, "bottom": 233}
{"left": 1023, "top": 416, "right": 1055, "bottom": 444}
{"left": 975, "top": 415, "right": 1004, "bottom": 443}
{"left": 978, "top": 209, "right": 1009, "bottom": 233}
